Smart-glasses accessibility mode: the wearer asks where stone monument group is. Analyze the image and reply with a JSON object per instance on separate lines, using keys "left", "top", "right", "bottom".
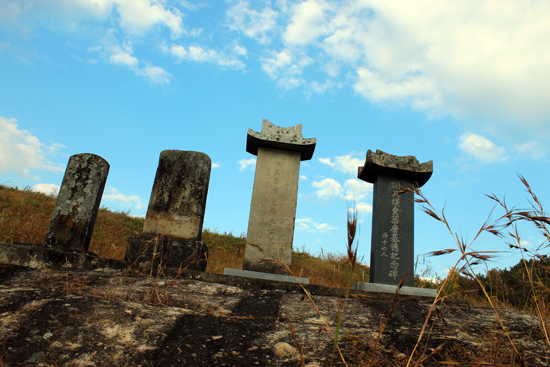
{"left": 41, "top": 119, "right": 433, "bottom": 292}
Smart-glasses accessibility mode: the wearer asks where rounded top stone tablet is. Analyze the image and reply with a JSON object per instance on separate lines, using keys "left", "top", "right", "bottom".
{"left": 358, "top": 149, "right": 433, "bottom": 187}
{"left": 246, "top": 119, "right": 316, "bottom": 161}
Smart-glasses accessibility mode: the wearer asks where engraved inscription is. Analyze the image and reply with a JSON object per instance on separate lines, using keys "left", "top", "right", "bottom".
{"left": 388, "top": 181, "right": 401, "bottom": 280}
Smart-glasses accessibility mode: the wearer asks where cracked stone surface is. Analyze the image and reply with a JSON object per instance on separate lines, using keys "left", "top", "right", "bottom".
{"left": 1, "top": 264, "right": 548, "bottom": 366}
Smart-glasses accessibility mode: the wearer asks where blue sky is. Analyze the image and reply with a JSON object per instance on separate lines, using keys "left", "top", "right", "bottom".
{"left": 1, "top": 0, "right": 549, "bottom": 277}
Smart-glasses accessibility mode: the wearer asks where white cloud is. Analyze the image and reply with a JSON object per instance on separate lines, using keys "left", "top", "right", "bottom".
{"left": 515, "top": 141, "right": 545, "bottom": 160}
{"left": 33, "top": 183, "right": 60, "bottom": 197}
{"left": 212, "top": 162, "right": 221, "bottom": 169}
{"left": 318, "top": 153, "right": 364, "bottom": 175}
{"left": 92, "top": 38, "right": 172, "bottom": 84}
{"left": 114, "top": 0, "right": 185, "bottom": 39}
{"left": 233, "top": 44, "right": 247, "bottom": 57}
{"left": 296, "top": 217, "right": 337, "bottom": 233}
{"left": 459, "top": 133, "right": 506, "bottom": 163}
{"left": 356, "top": 202, "right": 372, "bottom": 214}
{"left": 283, "top": 0, "right": 333, "bottom": 45}
{"left": 139, "top": 65, "right": 172, "bottom": 84}
{"left": 0, "top": 0, "right": 185, "bottom": 39}
{"left": 228, "top": 1, "right": 550, "bottom": 139}
{"left": 311, "top": 178, "right": 342, "bottom": 198}
{"left": 261, "top": 48, "right": 312, "bottom": 82}
{"left": 102, "top": 186, "right": 144, "bottom": 211}
{"left": 0, "top": 117, "right": 64, "bottom": 179}
{"left": 167, "top": 44, "right": 245, "bottom": 70}
{"left": 300, "top": 175, "right": 307, "bottom": 180}
{"left": 343, "top": 179, "right": 372, "bottom": 201}
{"left": 108, "top": 42, "right": 139, "bottom": 67}
{"left": 226, "top": 1, "right": 278, "bottom": 44}
{"left": 238, "top": 158, "right": 256, "bottom": 172}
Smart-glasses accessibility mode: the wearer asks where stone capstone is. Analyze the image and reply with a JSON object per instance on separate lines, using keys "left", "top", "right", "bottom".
{"left": 358, "top": 149, "right": 433, "bottom": 187}
{"left": 246, "top": 119, "right": 316, "bottom": 161}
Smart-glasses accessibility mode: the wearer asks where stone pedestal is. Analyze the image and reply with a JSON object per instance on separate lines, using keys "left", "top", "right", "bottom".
{"left": 44, "top": 153, "right": 109, "bottom": 252}
{"left": 125, "top": 150, "right": 211, "bottom": 270}
{"left": 358, "top": 149, "right": 432, "bottom": 287}
{"left": 242, "top": 120, "right": 316, "bottom": 275}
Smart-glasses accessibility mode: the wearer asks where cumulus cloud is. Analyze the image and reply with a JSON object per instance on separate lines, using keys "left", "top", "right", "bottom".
{"left": 238, "top": 158, "right": 256, "bottom": 172}
{"left": 108, "top": 42, "right": 139, "bottom": 67}
{"left": 355, "top": 202, "right": 372, "bottom": 214}
{"left": 92, "top": 39, "right": 172, "bottom": 84}
{"left": 102, "top": 186, "right": 144, "bottom": 211}
{"left": 1, "top": 0, "right": 185, "bottom": 39}
{"left": 138, "top": 65, "right": 172, "bottom": 84}
{"left": 319, "top": 153, "right": 364, "bottom": 175}
{"left": 227, "top": 1, "right": 550, "bottom": 137}
{"left": 311, "top": 178, "right": 342, "bottom": 199}
{"left": 296, "top": 217, "right": 337, "bottom": 233}
{"left": 343, "top": 179, "right": 372, "bottom": 201}
{"left": 283, "top": 0, "right": 333, "bottom": 45}
{"left": 226, "top": 1, "right": 278, "bottom": 44}
{"left": 33, "top": 183, "right": 60, "bottom": 196}
{"left": 212, "top": 162, "right": 221, "bottom": 169}
{"left": 0, "top": 117, "right": 64, "bottom": 179}
{"left": 515, "top": 141, "right": 545, "bottom": 160}
{"left": 167, "top": 44, "right": 246, "bottom": 70}
{"left": 459, "top": 133, "right": 507, "bottom": 163}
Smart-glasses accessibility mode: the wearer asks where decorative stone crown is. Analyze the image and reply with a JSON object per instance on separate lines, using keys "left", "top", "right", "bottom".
{"left": 246, "top": 119, "right": 316, "bottom": 161}
{"left": 358, "top": 149, "right": 433, "bottom": 187}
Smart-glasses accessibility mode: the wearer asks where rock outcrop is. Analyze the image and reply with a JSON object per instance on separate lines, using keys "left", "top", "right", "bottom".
{"left": 0, "top": 249, "right": 548, "bottom": 366}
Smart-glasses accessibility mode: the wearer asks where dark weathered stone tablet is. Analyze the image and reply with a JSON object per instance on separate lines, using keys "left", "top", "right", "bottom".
{"left": 44, "top": 153, "right": 109, "bottom": 252}
{"left": 125, "top": 150, "right": 211, "bottom": 271}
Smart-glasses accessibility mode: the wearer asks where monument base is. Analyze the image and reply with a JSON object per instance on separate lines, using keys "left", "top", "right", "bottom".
{"left": 224, "top": 268, "right": 309, "bottom": 284}
{"left": 125, "top": 234, "right": 208, "bottom": 272}
{"left": 351, "top": 282, "right": 438, "bottom": 298}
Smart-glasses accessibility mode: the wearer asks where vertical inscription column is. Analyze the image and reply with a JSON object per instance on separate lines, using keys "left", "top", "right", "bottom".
{"left": 243, "top": 119, "right": 316, "bottom": 275}
{"left": 359, "top": 150, "right": 432, "bottom": 287}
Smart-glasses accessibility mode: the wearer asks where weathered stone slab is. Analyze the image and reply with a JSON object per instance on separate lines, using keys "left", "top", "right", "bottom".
{"left": 125, "top": 150, "right": 211, "bottom": 271}
{"left": 358, "top": 150, "right": 433, "bottom": 287}
{"left": 142, "top": 150, "right": 211, "bottom": 240}
{"left": 224, "top": 268, "right": 310, "bottom": 284}
{"left": 44, "top": 153, "right": 109, "bottom": 252}
{"left": 350, "top": 281, "right": 438, "bottom": 297}
{"left": 241, "top": 120, "right": 316, "bottom": 275}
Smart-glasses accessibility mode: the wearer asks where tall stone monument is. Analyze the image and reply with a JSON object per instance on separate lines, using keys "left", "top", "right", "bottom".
{"left": 358, "top": 150, "right": 432, "bottom": 287}
{"left": 44, "top": 153, "right": 110, "bottom": 252}
{"left": 124, "top": 150, "right": 211, "bottom": 271}
{"left": 242, "top": 119, "right": 316, "bottom": 275}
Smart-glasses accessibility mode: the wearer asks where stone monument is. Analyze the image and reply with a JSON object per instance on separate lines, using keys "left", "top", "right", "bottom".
{"left": 358, "top": 149, "right": 433, "bottom": 288}
{"left": 44, "top": 153, "right": 110, "bottom": 252}
{"left": 241, "top": 119, "right": 316, "bottom": 275}
{"left": 124, "top": 150, "right": 211, "bottom": 271}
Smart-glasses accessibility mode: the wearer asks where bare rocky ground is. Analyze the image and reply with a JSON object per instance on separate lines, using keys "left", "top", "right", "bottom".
{"left": 0, "top": 244, "right": 549, "bottom": 366}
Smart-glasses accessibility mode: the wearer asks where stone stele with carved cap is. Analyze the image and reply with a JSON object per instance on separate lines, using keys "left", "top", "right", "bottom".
{"left": 358, "top": 149, "right": 433, "bottom": 287}
{"left": 243, "top": 119, "right": 316, "bottom": 275}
